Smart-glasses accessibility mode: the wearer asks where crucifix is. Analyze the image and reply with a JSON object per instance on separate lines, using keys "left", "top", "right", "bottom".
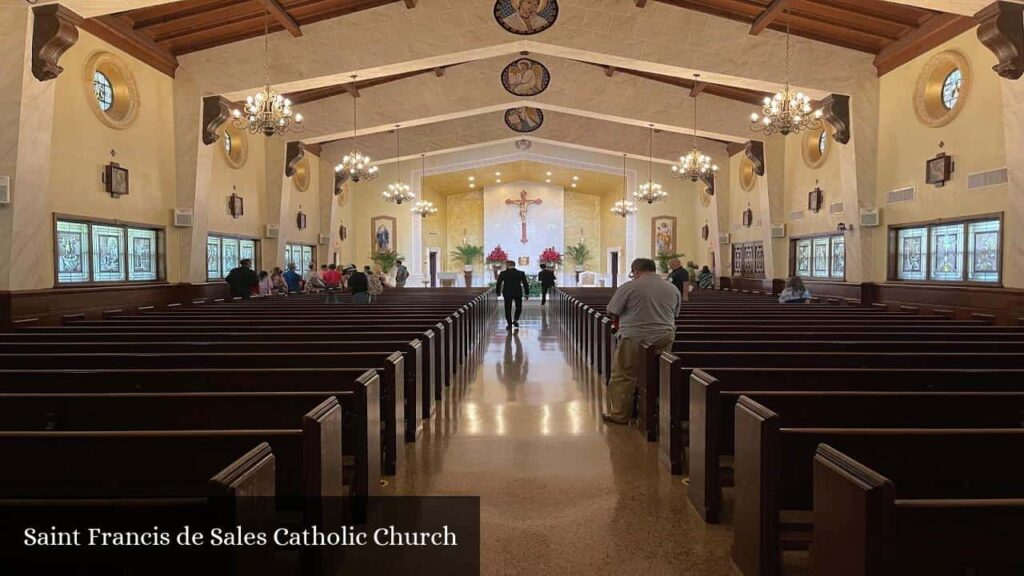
{"left": 505, "top": 189, "right": 542, "bottom": 244}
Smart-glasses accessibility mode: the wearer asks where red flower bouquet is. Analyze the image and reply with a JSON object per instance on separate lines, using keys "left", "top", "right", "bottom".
{"left": 486, "top": 245, "right": 509, "bottom": 264}
{"left": 539, "top": 246, "right": 563, "bottom": 266}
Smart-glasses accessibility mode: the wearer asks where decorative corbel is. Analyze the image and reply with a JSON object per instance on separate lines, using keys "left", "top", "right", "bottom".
{"left": 285, "top": 141, "right": 307, "bottom": 177}
{"left": 820, "top": 94, "right": 851, "bottom": 145}
{"left": 699, "top": 171, "right": 716, "bottom": 196}
{"left": 976, "top": 1, "right": 1024, "bottom": 80}
{"left": 31, "top": 4, "right": 83, "bottom": 82}
{"left": 333, "top": 172, "right": 345, "bottom": 196}
{"left": 744, "top": 141, "right": 765, "bottom": 176}
{"left": 201, "top": 96, "right": 232, "bottom": 145}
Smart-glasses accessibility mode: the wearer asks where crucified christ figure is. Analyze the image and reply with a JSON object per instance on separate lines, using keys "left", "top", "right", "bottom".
{"left": 505, "top": 190, "right": 542, "bottom": 244}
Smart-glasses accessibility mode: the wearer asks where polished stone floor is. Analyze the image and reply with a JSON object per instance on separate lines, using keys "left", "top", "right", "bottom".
{"left": 388, "top": 301, "right": 735, "bottom": 575}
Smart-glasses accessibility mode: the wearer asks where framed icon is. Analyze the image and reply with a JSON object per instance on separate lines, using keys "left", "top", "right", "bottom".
{"left": 104, "top": 162, "right": 129, "bottom": 197}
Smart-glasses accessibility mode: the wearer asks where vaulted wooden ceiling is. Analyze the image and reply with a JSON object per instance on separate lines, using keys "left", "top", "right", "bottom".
{"left": 644, "top": 0, "right": 976, "bottom": 73}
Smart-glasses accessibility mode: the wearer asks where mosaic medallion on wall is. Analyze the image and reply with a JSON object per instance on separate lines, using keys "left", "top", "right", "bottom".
{"left": 501, "top": 58, "right": 550, "bottom": 96}
{"left": 494, "top": 0, "right": 559, "bottom": 35}
{"left": 504, "top": 107, "right": 544, "bottom": 133}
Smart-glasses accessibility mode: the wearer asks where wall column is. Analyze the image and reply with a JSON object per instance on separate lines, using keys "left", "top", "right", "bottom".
{"left": 0, "top": 6, "right": 59, "bottom": 290}
{"left": 172, "top": 69, "right": 215, "bottom": 284}
{"left": 263, "top": 137, "right": 288, "bottom": 268}
{"left": 999, "top": 78, "right": 1024, "bottom": 288}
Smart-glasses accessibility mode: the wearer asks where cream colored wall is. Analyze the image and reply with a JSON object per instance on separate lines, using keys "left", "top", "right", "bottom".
{"left": 47, "top": 31, "right": 179, "bottom": 286}
{"left": 633, "top": 164, "right": 698, "bottom": 268}
{"left": 727, "top": 154, "right": 761, "bottom": 246}
{"left": 444, "top": 191, "right": 484, "bottom": 273}
{"left": 783, "top": 130, "right": 844, "bottom": 238}
{"left": 280, "top": 152, "right": 322, "bottom": 260}
{"left": 690, "top": 181, "right": 716, "bottom": 270}
{"left": 420, "top": 184, "right": 448, "bottom": 273}
{"left": 207, "top": 133, "right": 265, "bottom": 240}
{"left": 872, "top": 30, "right": 1008, "bottom": 282}
{"left": 600, "top": 193, "right": 626, "bottom": 276}
{"left": 564, "top": 191, "right": 601, "bottom": 271}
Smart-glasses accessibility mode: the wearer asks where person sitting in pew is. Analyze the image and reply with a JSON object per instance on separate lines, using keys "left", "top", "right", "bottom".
{"left": 257, "top": 270, "right": 273, "bottom": 297}
{"left": 225, "top": 258, "right": 259, "bottom": 299}
{"left": 303, "top": 264, "right": 325, "bottom": 293}
{"left": 697, "top": 265, "right": 714, "bottom": 290}
{"left": 365, "top": 266, "right": 384, "bottom": 303}
{"left": 283, "top": 262, "right": 302, "bottom": 293}
{"left": 323, "top": 264, "right": 343, "bottom": 303}
{"left": 347, "top": 265, "right": 371, "bottom": 304}
{"left": 603, "top": 258, "right": 681, "bottom": 425}
{"left": 778, "top": 276, "right": 811, "bottom": 304}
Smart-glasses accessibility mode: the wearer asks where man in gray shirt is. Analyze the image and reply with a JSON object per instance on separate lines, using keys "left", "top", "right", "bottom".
{"left": 602, "top": 257, "right": 681, "bottom": 425}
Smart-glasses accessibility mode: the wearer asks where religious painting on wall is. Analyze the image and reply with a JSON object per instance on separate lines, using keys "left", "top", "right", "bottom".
{"left": 651, "top": 216, "right": 676, "bottom": 257}
{"left": 494, "top": 0, "right": 559, "bottom": 35}
{"left": 371, "top": 216, "right": 397, "bottom": 254}
{"left": 504, "top": 107, "right": 544, "bottom": 133}
{"left": 501, "top": 58, "right": 550, "bottom": 96}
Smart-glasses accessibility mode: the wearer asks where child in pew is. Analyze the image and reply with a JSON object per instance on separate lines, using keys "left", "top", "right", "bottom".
{"left": 778, "top": 276, "right": 812, "bottom": 303}
{"left": 257, "top": 270, "right": 274, "bottom": 296}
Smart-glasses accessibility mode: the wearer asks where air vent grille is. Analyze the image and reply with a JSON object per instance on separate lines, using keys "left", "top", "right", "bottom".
{"left": 967, "top": 168, "right": 1008, "bottom": 191}
{"left": 886, "top": 187, "right": 915, "bottom": 204}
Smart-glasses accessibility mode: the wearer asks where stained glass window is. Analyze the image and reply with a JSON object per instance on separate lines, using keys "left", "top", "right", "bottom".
{"left": 127, "top": 228, "right": 157, "bottom": 281}
{"left": 301, "top": 245, "right": 314, "bottom": 272}
{"left": 239, "top": 239, "right": 256, "bottom": 268}
{"left": 818, "top": 131, "right": 827, "bottom": 156}
{"left": 896, "top": 227, "right": 927, "bottom": 281}
{"left": 56, "top": 220, "right": 90, "bottom": 284}
{"left": 223, "top": 131, "right": 232, "bottom": 156}
{"left": 812, "top": 237, "right": 829, "bottom": 278}
{"left": 221, "top": 238, "right": 240, "bottom": 277}
{"left": 830, "top": 235, "right": 846, "bottom": 279}
{"left": 942, "top": 69, "right": 962, "bottom": 110}
{"left": 968, "top": 220, "right": 1000, "bottom": 283}
{"left": 795, "top": 239, "right": 812, "bottom": 277}
{"left": 56, "top": 218, "right": 162, "bottom": 285}
{"left": 930, "top": 224, "right": 964, "bottom": 282}
{"left": 91, "top": 224, "right": 126, "bottom": 282}
{"left": 207, "top": 237, "right": 221, "bottom": 280}
{"left": 93, "top": 71, "right": 114, "bottom": 111}
{"left": 892, "top": 218, "right": 1000, "bottom": 284}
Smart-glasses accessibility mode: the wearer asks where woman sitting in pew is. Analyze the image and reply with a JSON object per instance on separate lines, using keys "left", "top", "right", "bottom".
{"left": 257, "top": 271, "right": 274, "bottom": 296}
{"left": 697, "top": 266, "right": 714, "bottom": 290}
{"left": 778, "top": 276, "right": 811, "bottom": 304}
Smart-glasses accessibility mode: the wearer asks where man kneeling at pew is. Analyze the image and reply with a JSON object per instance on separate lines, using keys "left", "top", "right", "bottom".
{"left": 602, "top": 258, "right": 681, "bottom": 425}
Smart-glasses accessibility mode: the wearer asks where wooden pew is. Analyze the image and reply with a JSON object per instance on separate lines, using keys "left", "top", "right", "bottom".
{"left": 731, "top": 396, "right": 1024, "bottom": 576}
{"left": 0, "top": 368, "right": 383, "bottom": 495}
{"left": 813, "top": 444, "right": 1024, "bottom": 576}
{"left": 0, "top": 442, "right": 275, "bottom": 574}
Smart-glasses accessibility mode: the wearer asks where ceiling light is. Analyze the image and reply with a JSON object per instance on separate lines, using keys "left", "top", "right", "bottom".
{"left": 749, "top": 8, "right": 823, "bottom": 136}
{"left": 496, "top": 179, "right": 502, "bottom": 183}
{"left": 610, "top": 154, "right": 636, "bottom": 218}
{"left": 231, "top": 8, "right": 303, "bottom": 137}
{"left": 571, "top": 183, "right": 577, "bottom": 188}
{"left": 673, "top": 74, "right": 719, "bottom": 182}
{"left": 495, "top": 171, "right": 501, "bottom": 176}
{"left": 381, "top": 124, "right": 415, "bottom": 205}
{"left": 572, "top": 176, "right": 579, "bottom": 181}
{"left": 635, "top": 124, "right": 667, "bottom": 204}
{"left": 468, "top": 176, "right": 475, "bottom": 181}
{"left": 545, "top": 179, "right": 551, "bottom": 183}
{"left": 333, "top": 77, "right": 379, "bottom": 185}
{"left": 546, "top": 171, "right": 552, "bottom": 176}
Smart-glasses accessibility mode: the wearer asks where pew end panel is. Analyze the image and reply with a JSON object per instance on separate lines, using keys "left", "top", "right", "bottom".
{"left": 812, "top": 444, "right": 893, "bottom": 576}
{"left": 687, "top": 369, "right": 720, "bottom": 520}
{"left": 637, "top": 342, "right": 660, "bottom": 442}
{"left": 732, "top": 396, "right": 781, "bottom": 576}
{"left": 658, "top": 352, "right": 687, "bottom": 476}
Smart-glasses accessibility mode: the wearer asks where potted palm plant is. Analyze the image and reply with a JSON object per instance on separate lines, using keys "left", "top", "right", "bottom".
{"left": 656, "top": 250, "right": 685, "bottom": 274}
{"left": 370, "top": 250, "right": 403, "bottom": 283}
{"left": 565, "top": 242, "right": 592, "bottom": 284}
{"left": 450, "top": 243, "right": 483, "bottom": 287}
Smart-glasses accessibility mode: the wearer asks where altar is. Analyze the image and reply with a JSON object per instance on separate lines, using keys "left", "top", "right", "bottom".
{"left": 483, "top": 181, "right": 564, "bottom": 275}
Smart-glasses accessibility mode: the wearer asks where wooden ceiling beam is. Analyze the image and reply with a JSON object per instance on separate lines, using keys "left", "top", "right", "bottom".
{"left": 342, "top": 83, "right": 360, "bottom": 98}
{"left": 873, "top": 12, "right": 977, "bottom": 74}
{"left": 434, "top": 66, "right": 446, "bottom": 77}
{"left": 605, "top": 66, "right": 617, "bottom": 77}
{"left": 690, "top": 81, "right": 707, "bottom": 97}
{"left": 750, "top": 0, "right": 793, "bottom": 35}
{"left": 80, "top": 15, "right": 178, "bottom": 77}
{"left": 635, "top": 0, "right": 649, "bottom": 6}
{"left": 261, "top": 0, "right": 302, "bottom": 38}
{"left": 404, "top": 0, "right": 418, "bottom": 7}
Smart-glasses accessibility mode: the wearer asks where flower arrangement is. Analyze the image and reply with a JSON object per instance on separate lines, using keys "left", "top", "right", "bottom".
{"left": 539, "top": 246, "right": 563, "bottom": 267}
{"left": 486, "top": 245, "right": 509, "bottom": 264}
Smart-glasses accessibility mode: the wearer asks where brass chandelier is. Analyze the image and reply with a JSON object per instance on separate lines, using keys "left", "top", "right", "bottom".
{"left": 411, "top": 155, "right": 437, "bottom": 217}
{"left": 634, "top": 124, "right": 667, "bottom": 204}
{"left": 231, "top": 8, "right": 303, "bottom": 136}
{"left": 749, "top": 9, "right": 823, "bottom": 136}
{"left": 382, "top": 125, "right": 415, "bottom": 204}
{"left": 610, "top": 154, "right": 637, "bottom": 217}
{"left": 672, "top": 74, "right": 718, "bottom": 181}
{"left": 334, "top": 79, "right": 379, "bottom": 184}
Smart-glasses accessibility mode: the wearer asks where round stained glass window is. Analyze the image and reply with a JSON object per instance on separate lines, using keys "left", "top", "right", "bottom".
{"left": 818, "top": 130, "right": 827, "bottom": 155}
{"left": 941, "top": 68, "right": 962, "bottom": 110}
{"left": 223, "top": 131, "right": 232, "bottom": 156}
{"left": 92, "top": 71, "right": 114, "bottom": 111}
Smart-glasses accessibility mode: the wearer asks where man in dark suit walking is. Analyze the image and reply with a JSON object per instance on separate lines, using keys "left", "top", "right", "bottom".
{"left": 495, "top": 260, "right": 530, "bottom": 330}
{"left": 537, "top": 263, "right": 556, "bottom": 305}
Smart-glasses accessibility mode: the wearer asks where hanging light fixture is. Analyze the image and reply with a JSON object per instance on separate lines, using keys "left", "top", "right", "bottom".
{"left": 230, "top": 7, "right": 303, "bottom": 136}
{"left": 749, "top": 8, "right": 823, "bottom": 136}
{"left": 334, "top": 77, "right": 379, "bottom": 184}
{"left": 411, "top": 155, "right": 437, "bottom": 217}
{"left": 635, "top": 124, "right": 667, "bottom": 204}
{"left": 672, "top": 74, "right": 719, "bottom": 181}
{"left": 382, "top": 125, "right": 415, "bottom": 204}
{"left": 610, "top": 154, "right": 637, "bottom": 218}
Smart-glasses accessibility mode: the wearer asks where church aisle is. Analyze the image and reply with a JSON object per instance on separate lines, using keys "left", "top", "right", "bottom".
{"left": 388, "top": 300, "right": 734, "bottom": 575}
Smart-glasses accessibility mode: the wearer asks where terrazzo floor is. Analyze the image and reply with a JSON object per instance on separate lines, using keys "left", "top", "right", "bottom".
{"left": 387, "top": 301, "right": 738, "bottom": 575}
